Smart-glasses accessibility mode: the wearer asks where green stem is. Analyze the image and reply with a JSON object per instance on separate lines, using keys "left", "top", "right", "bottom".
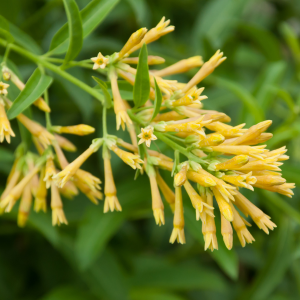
{"left": 127, "top": 109, "right": 147, "bottom": 126}
{"left": 132, "top": 105, "right": 154, "bottom": 113}
{"left": 164, "top": 133, "right": 186, "bottom": 144}
{"left": 102, "top": 107, "right": 107, "bottom": 137}
{"left": 2, "top": 43, "right": 11, "bottom": 64}
{"left": 44, "top": 90, "right": 51, "bottom": 130}
{"left": 155, "top": 131, "right": 206, "bottom": 165}
{"left": 0, "top": 38, "right": 104, "bottom": 103}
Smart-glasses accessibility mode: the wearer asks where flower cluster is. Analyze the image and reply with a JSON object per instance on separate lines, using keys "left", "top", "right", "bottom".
{"left": 0, "top": 17, "right": 295, "bottom": 251}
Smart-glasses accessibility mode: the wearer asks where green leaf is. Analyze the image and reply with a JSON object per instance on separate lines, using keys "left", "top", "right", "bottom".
{"left": 7, "top": 69, "right": 53, "bottom": 120}
{"left": 150, "top": 78, "right": 162, "bottom": 121}
{"left": 240, "top": 218, "right": 292, "bottom": 300}
{"left": 0, "top": 147, "right": 14, "bottom": 162}
{"left": 133, "top": 43, "right": 150, "bottom": 107}
{"left": 92, "top": 76, "right": 113, "bottom": 108}
{"left": 75, "top": 207, "right": 125, "bottom": 270}
{"left": 211, "top": 75, "right": 265, "bottom": 123}
{"left": 61, "top": 0, "right": 83, "bottom": 63}
{"left": 126, "top": 0, "right": 150, "bottom": 27}
{"left": 0, "top": 16, "right": 41, "bottom": 54}
{"left": 49, "top": 0, "right": 119, "bottom": 55}
{"left": 238, "top": 24, "right": 282, "bottom": 61}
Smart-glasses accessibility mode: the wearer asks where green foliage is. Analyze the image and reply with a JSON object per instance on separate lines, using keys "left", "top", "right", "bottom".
{"left": 133, "top": 43, "right": 150, "bottom": 107}
{"left": 7, "top": 68, "right": 52, "bottom": 119}
{"left": 0, "top": 0, "right": 300, "bottom": 300}
{"left": 150, "top": 78, "right": 162, "bottom": 121}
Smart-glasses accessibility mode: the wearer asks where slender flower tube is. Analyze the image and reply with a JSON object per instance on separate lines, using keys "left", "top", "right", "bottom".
{"left": 103, "top": 151, "right": 121, "bottom": 213}
{"left": 156, "top": 170, "right": 175, "bottom": 212}
{"left": 170, "top": 186, "right": 185, "bottom": 244}
{"left": 51, "top": 182, "right": 68, "bottom": 226}
{"left": 221, "top": 214, "right": 233, "bottom": 250}
{"left": 110, "top": 70, "right": 132, "bottom": 130}
{"left": 0, "top": 98, "right": 15, "bottom": 143}
{"left": 52, "top": 124, "right": 95, "bottom": 136}
{"left": 174, "top": 162, "right": 189, "bottom": 187}
{"left": 182, "top": 50, "right": 226, "bottom": 93}
{"left": 118, "top": 28, "right": 148, "bottom": 59}
{"left": 17, "top": 185, "right": 32, "bottom": 227}
{"left": 122, "top": 56, "right": 164, "bottom": 65}
{"left": 34, "top": 168, "right": 47, "bottom": 213}
{"left": 149, "top": 171, "right": 165, "bottom": 226}
{"left": 44, "top": 154, "right": 56, "bottom": 188}
{"left": 54, "top": 134, "right": 77, "bottom": 152}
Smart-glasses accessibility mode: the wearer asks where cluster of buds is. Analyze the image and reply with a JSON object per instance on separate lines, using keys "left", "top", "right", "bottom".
{"left": 0, "top": 16, "right": 295, "bottom": 251}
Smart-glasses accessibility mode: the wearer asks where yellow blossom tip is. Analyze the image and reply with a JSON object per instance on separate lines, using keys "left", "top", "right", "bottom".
{"left": 153, "top": 208, "right": 165, "bottom": 226}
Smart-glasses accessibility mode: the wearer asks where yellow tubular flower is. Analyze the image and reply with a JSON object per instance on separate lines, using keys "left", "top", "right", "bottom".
{"left": 44, "top": 155, "right": 56, "bottom": 189}
{"left": 215, "top": 155, "right": 249, "bottom": 171}
{"left": 53, "top": 142, "right": 69, "bottom": 169}
{"left": 212, "top": 187, "right": 233, "bottom": 222}
{"left": 221, "top": 172, "right": 257, "bottom": 191}
{"left": 205, "top": 122, "right": 246, "bottom": 138}
{"left": 186, "top": 170, "right": 216, "bottom": 187}
{"left": 75, "top": 178, "right": 103, "bottom": 204}
{"left": 149, "top": 173, "right": 165, "bottom": 226}
{"left": 202, "top": 191, "right": 218, "bottom": 251}
{"left": 0, "top": 99, "right": 15, "bottom": 143}
{"left": 74, "top": 169, "right": 101, "bottom": 192}
{"left": 110, "top": 70, "right": 132, "bottom": 130}
{"left": 118, "top": 28, "right": 148, "bottom": 59}
{"left": 229, "top": 201, "right": 255, "bottom": 247}
{"left": 17, "top": 113, "right": 54, "bottom": 148}
{"left": 195, "top": 133, "right": 225, "bottom": 147}
{"left": 156, "top": 170, "right": 175, "bottom": 212}
{"left": 234, "top": 191, "right": 276, "bottom": 234}
{"left": 1, "top": 164, "right": 21, "bottom": 201}
{"left": 254, "top": 175, "right": 286, "bottom": 186}
{"left": 91, "top": 52, "right": 109, "bottom": 70}
{"left": 170, "top": 186, "right": 185, "bottom": 244}
{"left": 182, "top": 50, "right": 227, "bottom": 93}
{"left": 110, "top": 144, "right": 143, "bottom": 170}
{"left": 0, "top": 81, "right": 10, "bottom": 95}
{"left": 174, "top": 163, "right": 189, "bottom": 187}
{"left": 54, "top": 134, "right": 77, "bottom": 152}
{"left": 0, "top": 165, "right": 41, "bottom": 211}
{"left": 6, "top": 69, "right": 50, "bottom": 112}
{"left": 53, "top": 145, "right": 97, "bottom": 188}
{"left": 225, "top": 120, "right": 272, "bottom": 146}
{"left": 104, "top": 155, "right": 121, "bottom": 213}
{"left": 254, "top": 182, "right": 295, "bottom": 198}
{"left": 171, "top": 87, "right": 207, "bottom": 107}
{"left": 152, "top": 56, "right": 203, "bottom": 77}
{"left": 34, "top": 168, "right": 47, "bottom": 213}
{"left": 221, "top": 214, "right": 233, "bottom": 250}
{"left": 210, "top": 145, "right": 267, "bottom": 160}
{"left": 122, "top": 56, "right": 165, "bottom": 65}
{"left": 17, "top": 185, "right": 32, "bottom": 227}
{"left": 51, "top": 182, "right": 68, "bottom": 226}
{"left": 236, "top": 157, "right": 282, "bottom": 172}
{"left": 127, "top": 17, "right": 175, "bottom": 55}
{"left": 154, "top": 111, "right": 185, "bottom": 122}
{"left": 52, "top": 124, "right": 95, "bottom": 136}
{"left": 183, "top": 180, "right": 214, "bottom": 221}
{"left": 59, "top": 180, "right": 79, "bottom": 199}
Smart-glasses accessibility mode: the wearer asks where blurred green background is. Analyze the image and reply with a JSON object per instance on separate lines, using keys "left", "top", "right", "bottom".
{"left": 0, "top": 0, "right": 300, "bottom": 299}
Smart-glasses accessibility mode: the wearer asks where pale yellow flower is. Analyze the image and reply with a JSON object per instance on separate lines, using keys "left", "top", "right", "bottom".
{"left": 156, "top": 170, "right": 175, "bottom": 212}
{"left": 34, "top": 168, "right": 47, "bottom": 213}
{"left": 0, "top": 99, "right": 15, "bottom": 143}
{"left": 0, "top": 81, "right": 9, "bottom": 95}
{"left": 51, "top": 182, "right": 68, "bottom": 226}
{"left": 174, "top": 162, "right": 189, "bottom": 187}
{"left": 170, "top": 186, "right": 185, "bottom": 244}
{"left": 111, "top": 144, "right": 143, "bottom": 170}
{"left": 44, "top": 154, "right": 56, "bottom": 188}
{"left": 17, "top": 185, "right": 32, "bottom": 227}
{"left": 54, "top": 134, "right": 77, "bottom": 152}
{"left": 221, "top": 214, "right": 233, "bottom": 250}
{"left": 149, "top": 173, "right": 165, "bottom": 226}
{"left": 52, "top": 124, "right": 95, "bottom": 136}
{"left": 138, "top": 126, "right": 157, "bottom": 147}
{"left": 91, "top": 52, "right": 109, "bottom": 70}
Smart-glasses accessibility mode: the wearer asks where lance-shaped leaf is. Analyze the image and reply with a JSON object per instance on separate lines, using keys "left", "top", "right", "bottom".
{"left": 0, "top": 16, "right": 14, "bottom": 43}
{"left": 61, "top": 0, "right": 83, "bottom": 63}
{"left": 151, "top": 78, "right": 162, "bottom": 121}
{"left": 49, "top": 0, "right": 119, "bottom": 56}
{"left": 92, "top": 76, "right": 113, "bottom": 108}
{"left": 7, "top": 69, "right": 53, "bottom": 120}
{"left": 133, "top": 43, "right": 150, "bottom": 107}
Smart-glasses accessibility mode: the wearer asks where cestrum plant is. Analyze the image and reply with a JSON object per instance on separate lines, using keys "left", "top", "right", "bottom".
{"left": 0, "top": 15, "right": 295, "bottom": 251}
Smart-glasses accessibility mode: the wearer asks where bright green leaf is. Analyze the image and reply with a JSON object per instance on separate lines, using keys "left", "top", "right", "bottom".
{"left": 133, "top": 43, "right": 150, "bottom": 107}
{"left": 150, "top": 78, "right": 162, "bottom": 121}
{"left": 7, "top": 69, "right": 53, "bottom": 120}
{"left": 49, "top": 0, "right": 119, "bottom": 55}
{"left": 62, "top": 0, "right": 83, "bottom": 63}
